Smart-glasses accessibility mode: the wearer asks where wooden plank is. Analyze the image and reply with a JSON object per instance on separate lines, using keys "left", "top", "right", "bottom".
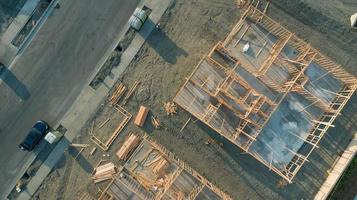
{"left": 180, "top": 117, "right": 191, "bottom": 132}
{"left": 69, "top": 143, "right": 89, "bottom": 148}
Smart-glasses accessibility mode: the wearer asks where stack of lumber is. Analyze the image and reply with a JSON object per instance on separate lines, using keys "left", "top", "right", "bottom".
{"left": 163, "top": 102, "right": 177, "bottom": 116}
{"left": 151, "top": 157, "right": 168, "bottom": 175}
{"left": 134, "top": 106, "right": 150, "bottom": 127}
{"left": 122, "top": 81, "right": 140, "bottom": 105}
{"left": 151, "top": 116, "right": 160, "bottom": 129}
{"left": 116, "top": 134, "right": 141, "bottom": 160}
{"left": 133, "top": 172, "right": 165, "bottom": 190}
{"left": 109, "top": 83, "right": 126, "bottom": 105}
{"left": 92, "top": 162, "right": 116, "bottom": 183}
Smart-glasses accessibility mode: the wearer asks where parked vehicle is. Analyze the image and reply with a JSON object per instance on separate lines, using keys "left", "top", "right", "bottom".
{"left": 19, "top": 120, "right": 49, "bottom": 151}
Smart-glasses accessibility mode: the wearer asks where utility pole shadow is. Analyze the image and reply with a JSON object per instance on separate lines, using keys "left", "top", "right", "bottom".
{"left": 141, "top": 18, "right": 188, "bottom": 64}
{"left": 0, "top": 66, "right": 30, "bottom": 100}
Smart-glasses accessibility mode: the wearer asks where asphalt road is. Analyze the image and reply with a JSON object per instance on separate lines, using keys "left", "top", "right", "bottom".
{"left": 0, "top": 0, "right": 139, "bottom": 198}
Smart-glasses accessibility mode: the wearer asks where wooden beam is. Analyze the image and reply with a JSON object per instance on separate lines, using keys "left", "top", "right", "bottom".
{"left": 311, "top": 120, "right": 335, "bottom": 127}
{"left": 91, "top": 105, "right": 132, "bottom": 151}
{"left": 145, "top": 136, "right": 233, "bottom": 200}
{"left": 258, "top": 33, "right": 293, "bottom": 75}
{"left": 155, "top": 168, "right": 183, "bottom": 200}
{"left": 188, "top": 184, "right": 205, "bottom": 200}
{"left": 180, "top": 117, "right": 191, "bottom": 132}
{"left": 69, "top": 143, "right": 89, "bottom": 148}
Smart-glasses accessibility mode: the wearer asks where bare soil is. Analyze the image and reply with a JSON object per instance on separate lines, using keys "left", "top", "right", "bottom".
{"left": 90, "top": 29, "right": 136, "bottom": 89}
{"left": 91, "top": 104, "right": 126, "bottom": 144}
{"left": 32, "top": 0, "right": 357, "bottom": 200}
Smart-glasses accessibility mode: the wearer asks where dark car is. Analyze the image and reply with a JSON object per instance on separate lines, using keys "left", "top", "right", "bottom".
{"left": 19, "top": 120, "right": 49, "bottom": 151}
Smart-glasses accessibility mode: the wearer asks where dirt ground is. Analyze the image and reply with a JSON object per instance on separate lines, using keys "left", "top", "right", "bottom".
{"left": 32, "top": 0, "right": 357, "bottom": 200}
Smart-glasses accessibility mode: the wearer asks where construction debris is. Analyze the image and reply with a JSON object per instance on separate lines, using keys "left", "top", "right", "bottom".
{"left": 15, "top": 180, "right": 24, "bottom": 192}
{"left": 99, "top": 135, "right": 233, "bottom": 200}
{"left": 205, "top": 138, "right": 223, "bottom": 147}
{"left": 276, "top": 179, "right": 288, "bottom": 188}
{"left": 92, "top": 162, "right": 117, "bottom": 183}
{"left": 122, "top": 81, "right": 140, "bottom": 105}
{"left": 151, "top": 116, "right": 161, "bottom": 129}
{"left": 134, "top": 105, "right": 150, "bottom": 127}
{"left": 116, "top": 134, "right": 142, "bottom": 161}
{"left": 237, "top": 0, "right": 250, "bottom": 8}
{"left": 163, "top": 102, "right": 177, "bottom": 116}
{"left": 109, "top": 83, "right": 126, "bottom": 105}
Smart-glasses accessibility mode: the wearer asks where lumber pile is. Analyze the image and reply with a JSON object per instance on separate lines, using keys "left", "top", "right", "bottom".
{"left": 153, "top": 158, "right": 168, "bottom": 175}
{"left": 151, "top": 116, "right": 160, "bottom": 129}
{"left": 92, "top": 162, "right": 116, "bottom": 183}
{"left": 116, "top": 134, "right": 142, "bottom": 160}
{"left": 163, "top": 102, "right": 177, "bottom": 116}
{"left": 149, "top": 156, "right": 168, "bottom": 176}
{"left": 109, "top": 83, "right": 126, "bottom": 105}
{"left": 122, "top": 81, "right": 140, "bottom": 105}
{"left": 132, "top": 172, "right": 165, "bottom": 190}
{"left": 134, "top": 106, "right": 150, "bottom": 127}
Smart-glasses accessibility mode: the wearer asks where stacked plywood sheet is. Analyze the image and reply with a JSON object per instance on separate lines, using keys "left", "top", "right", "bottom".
{"left": 92, "top": 162, "right": 116, "bottom": 183}
{"left": 116, "top": 134, "right": 141, "bottom": 160}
